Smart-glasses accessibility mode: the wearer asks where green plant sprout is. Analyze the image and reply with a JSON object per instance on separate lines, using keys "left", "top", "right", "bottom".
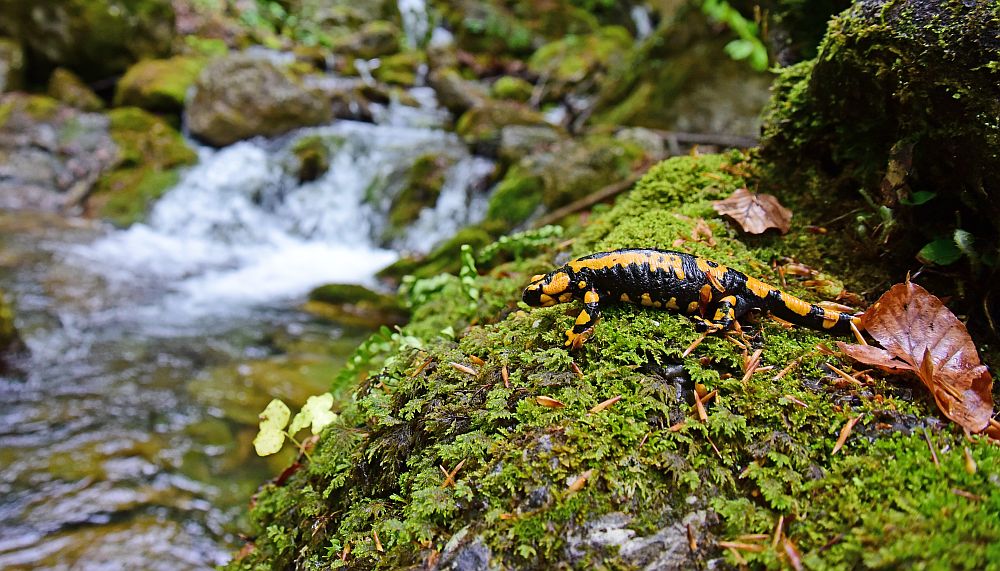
{"left": 253, "top": 394, "right": 338, "bottom": 460}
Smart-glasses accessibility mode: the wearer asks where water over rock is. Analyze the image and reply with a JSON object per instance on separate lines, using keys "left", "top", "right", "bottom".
{"left": 186, "top": 54, "right": 333, "bottom": 147}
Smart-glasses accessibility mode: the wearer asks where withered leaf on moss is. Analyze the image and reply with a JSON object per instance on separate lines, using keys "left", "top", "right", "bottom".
{"left": 837, "top": 280, "right": 994, "bottom": 433}
{"left": 712, "top": 188, "right": 792, "bottom": 234}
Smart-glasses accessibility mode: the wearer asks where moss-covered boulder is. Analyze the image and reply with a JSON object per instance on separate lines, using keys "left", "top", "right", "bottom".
{"left": 89, "top": 107, "right": 197, "bottom": 226}
{"left": 456, "top": 100, "right": 551, "bottom": 156}
{"left": 0, "top": 0, "right": 174, "bottom": 81}
{"left": 304, "top": 283, "right": 408, "bottom": 330}
{"left": 387, "top": 154, "right": 455, "bottom": 230}
{"left": 114, "top": 56, "right": 206, "bottom": 114}
{"left": 230, "top": 151, "right": 1000, "bottom": 570}
{"left": 426, "top": 67, "right": 489, "bottom": 116}
{"left": 490, "top": 75, "right": 533, "bottom": 102}
{"left": 760, "top": 0, "right": 1000, "bottom": 285}
{"left": 589, "top": 7, "right": 772, "bottom": 136}
{"left": 0, "top": 37, "right": 24, "bottom": 93}
{"left": 527, "top": 26, "right": 632, "bottom": 101}
{"left": 372, "top": 51, "right": 424, "bottom": 86}
{"left": 331, "top": 21, "right": 402, "bottom": 60}
{"left": 0, "top": 288, "right": 26, "bottom": 373}
{"left": 289, "top": 135, "right": 332, "bottom": 183}
{"left": 485, "top": 133, "right": 648, "bottom": 227}
{"left": 186, "top": 54, "right": 332, "bottom": 147}
{"left": 46, "top": 68, "right": 103, "bottom": 111}
{"left": 0, "top": 93, "right": 116, "bottom": 211}
{"left": 376, "top": 224, "right": 497, "bottom": 283}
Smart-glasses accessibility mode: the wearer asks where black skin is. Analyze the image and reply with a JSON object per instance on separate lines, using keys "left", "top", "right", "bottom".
{"left": 523, "top": 249, "right": 861, "bottom": 349}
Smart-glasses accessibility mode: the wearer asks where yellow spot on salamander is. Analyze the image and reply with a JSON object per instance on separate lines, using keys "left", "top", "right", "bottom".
{"left": 584, "top": 291, "right": 600, "bottom": 304}
{"left": 744, "top": 277, "right": 775, "bottom": 300}
{"left": 578, "top": 281, "right": 587, "bottom": 289}
{"left": 666, "top": 297, "right": 679, "bottom": 310}
{"left": 699, "top": 284, "right": 713, "bottom": 303}
{"left": 640, "top": 293, "right": 654, "bottom": 306}
{"left": 687, "top": 301, "right": 700, "bottom": 314}
{"left": 781, "top": 293, "right": 813, "bottom": 316}
{"left": 559, "top": 293, "right": 573, "bottom": 303}
{"left": 653, "top": 300, "right": 662, "bottom": 308}
{"left": 620, "top": 293, "right": 631, "bottom": 302}
{"left": 822, "top": 309, "right": 841, "bottom": 329}
{"left": 543, "top": 271, "right": 570, "bottom": 295}
{"left": 529, "top": 274, "right": 545, "bottom": 283}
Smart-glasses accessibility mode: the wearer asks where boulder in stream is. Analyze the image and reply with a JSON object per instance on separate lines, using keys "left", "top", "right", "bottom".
{"left": 114, "top": 56, "right": 206, "bottom": 115}
{"left": 46, "top": 68, "right": 104, "bottom": 112}
{"left": 186, "top": 54, "right": 333, "bottom": 147}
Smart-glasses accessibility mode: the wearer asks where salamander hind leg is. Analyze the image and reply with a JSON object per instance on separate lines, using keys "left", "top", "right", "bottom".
{"left": 693, "top": 295, "right": 740, "bottom": 333}
{"left": 565, "top": 290, "right": 602, "bottom": 349}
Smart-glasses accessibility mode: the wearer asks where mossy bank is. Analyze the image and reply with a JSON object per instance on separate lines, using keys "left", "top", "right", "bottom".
{"left": 228, "top": 153, "right": 1000, "bottom": 569}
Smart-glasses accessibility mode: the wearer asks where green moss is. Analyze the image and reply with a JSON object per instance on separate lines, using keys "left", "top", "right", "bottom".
{"left": 490, "top": 76, "right": 533, "bottom": 102}
{"left": 231, "top": 149, "right": 998, "bottom": 569}
{"left": 455, "top": 101, "right": 550, "bottom": 155}
{"left": 92, "top": 107, "right": 196, "bottom": 226}
{"left": 526, "top": 26, "right": 631, "bottom": 100}
{"left": 372, "top": 51, "right": 425, "bottom": 86}
{"left": 0, "top": 288, "right": 21, "bottom": 355}
{"left": 113, "top": 56, "right": 206, "bottom": 113}
{"left": 290, "top": 135, "right": 331, "bottom": 183}
{"left": 484, "top": 166, "right": 544, "bottom": 227}
{"left": 387, "top": 154, "right": 454, "bottom": 230}
{"left": 47, "top": 68, "right": 104, "bottom": 111}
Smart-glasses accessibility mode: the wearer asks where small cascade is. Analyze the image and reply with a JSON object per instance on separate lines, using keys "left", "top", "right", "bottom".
{"left": 70, "top": 91, "right": 492, "bottom": 324}
{"left": 398, "top": 0, "right": 431, "bottom": 48}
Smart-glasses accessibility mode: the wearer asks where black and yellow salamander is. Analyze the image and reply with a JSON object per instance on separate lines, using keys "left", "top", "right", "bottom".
{"left": 522, "top": 248, "right": 862, "bottom": 349}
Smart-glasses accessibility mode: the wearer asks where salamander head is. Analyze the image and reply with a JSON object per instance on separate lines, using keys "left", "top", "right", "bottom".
{"left": 522, "top": 270, "right": 576, "bottom": 307}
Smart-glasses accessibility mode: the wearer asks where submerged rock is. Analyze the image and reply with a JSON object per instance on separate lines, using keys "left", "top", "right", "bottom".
{"left": 186, "top": 54, "right": 332, "bottom": 147}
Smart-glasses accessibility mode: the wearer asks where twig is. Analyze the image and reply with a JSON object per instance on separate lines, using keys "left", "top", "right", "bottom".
{"left": 923, "top": 429, "right": 940, "bottom": 469}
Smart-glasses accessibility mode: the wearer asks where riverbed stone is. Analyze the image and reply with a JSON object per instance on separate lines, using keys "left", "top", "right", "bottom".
{"left": 114, "top": 56, "right": 206, "bottom": 114}
{"left": 331, "top": 21, "right": 402, "bottom": 60}
{"left": 456, "top": 100, "right": 551, "bottom": 156}
{"left": 427, "top": 67, "right": 489, "bottom": 116}
{"left": 0, "top": 0, "right": 175, "bottom": 81}
{"left": 304, "top": 283, "right": 407, "bottom": 329}
{"left": 186, "top": 54, "right": 333, "bottom": 147}
{"left": 527, "top": 25, "right": 632, "bottom": 101}
{"left": 47, "top": 68, "right": 104, "bottom": 111}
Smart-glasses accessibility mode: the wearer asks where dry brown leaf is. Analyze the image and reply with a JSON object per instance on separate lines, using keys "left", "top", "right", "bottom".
{"left": 837, "top": 280, "right": 994, "bottom": 433}
{"left": 590, "top": 395, "right": 622, "bottom": 414}
{"left": 713, "top": 188, "right": 792, "bottom": 234}
{"left": 536, "top": 396, "right": 565, "bottom": 408}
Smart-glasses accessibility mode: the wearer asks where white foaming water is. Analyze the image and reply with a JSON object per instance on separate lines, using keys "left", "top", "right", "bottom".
{"left": 71, "top": 100, "right": 492, "bottom": 325}
{"left": 398, "top": 0, "right": 430, "bottom": 48}
{"left": 631, "top": 5, "right": 654, "bottom": 40}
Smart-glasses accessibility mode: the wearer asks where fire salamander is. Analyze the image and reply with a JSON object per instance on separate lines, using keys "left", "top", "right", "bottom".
{"left": 522, "top": 249, "right": 862, "bottom": 349}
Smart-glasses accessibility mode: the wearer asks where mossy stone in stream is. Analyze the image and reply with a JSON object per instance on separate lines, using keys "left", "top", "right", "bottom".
{"left": 455, "top": 100, "right": 551, "bottom": 156}
{"left": 231, "top": 150, "right": 1000, "bottom": 570}
{"left": 526, "top": 26, "right": 631, "bottom": 101}
{"left": 490, "top": 76, "right": 533, "bottom": 102}
{"left": 91, "top": 107, "right": 196, "bottom": 227}
{"left": 386, "top": 153, "right": 455, "bottom": 230}
{"left": 113, "top": 56, "right": 206, "bottom": 114}
{"left": 289, "top": 135, "right": 332, "bottom": 183}
{"left": 0, "top": 37, "right": 25, "bottom": 93}
{"left": 376, "top": 224, "right": 497, "bottom": 283}
{"left": 372, "top": 51, "right": 425, "bottom": 86}
{"left": 304, "top": 283, "right": 407, "bottom": 329}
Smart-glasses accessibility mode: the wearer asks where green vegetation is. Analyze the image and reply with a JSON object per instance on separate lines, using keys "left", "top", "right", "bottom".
{"left": 228, "top": 153, "right": 999, "bottom": 569}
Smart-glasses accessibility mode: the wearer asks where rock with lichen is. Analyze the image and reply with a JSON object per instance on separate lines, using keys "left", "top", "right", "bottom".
{"left": 186, "top": 54, "right": 332, "bottom": 147}
{"left": 0, "top": 37, "right": 24, "bottom": 93}
{"left": 455, "top": 100, "right": 552, "bottom": 156}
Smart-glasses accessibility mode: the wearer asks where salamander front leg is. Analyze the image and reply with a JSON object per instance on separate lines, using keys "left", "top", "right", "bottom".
{"left": 565, "top": 290, "right": 601, "bottom": 349}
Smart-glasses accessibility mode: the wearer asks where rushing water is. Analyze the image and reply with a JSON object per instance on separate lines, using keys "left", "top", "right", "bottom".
{"left": 0, "top": 83, "right": 493, "bottom": 568}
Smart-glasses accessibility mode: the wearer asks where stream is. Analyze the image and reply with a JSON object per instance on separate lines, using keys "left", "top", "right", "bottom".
{"left": 0, "top": 87, "right": 492, "bottom": 568}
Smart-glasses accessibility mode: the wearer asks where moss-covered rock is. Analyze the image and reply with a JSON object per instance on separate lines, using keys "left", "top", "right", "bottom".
{"left": 490, "top": 75, "right": 533, "bottom": 102}
{"left": 426, "top": 67, "right": 489, "bottom": 116}
{"left": 113, "top": 56, "right": 206, "bottom": 114}
{"left": 90, "top": 107, "right": 197, "bottom": 226}
{"left": 372, "top": 51, "right": 425, "bottom": 86}
{"left": 289, "top": 135, "right": 332, "bottom": 183}
{"left": 527, "top": 26, "right": 632, "bottom": 101}
{"left": 186, "top": 54, "right": 332, "bottom": 147}
{"left": 229, "top": 151, "right": 1000, "bottom": 570}
{"left": 0, "top": 0, "right": 175, "bottom": 81}
{"left": 46, "top": 68, "right": 103, "bottom": 111}
{"left": 376, "top": 224, "right": 497, "bottom": 283}
{"left": 331, "top": 21, "right": 402, "bottom": 60}
{"left": 589, "top": 7, "right": 772, "bottom": 136}
{"left": 0, "top": 288, "right": 26, "bottom": 373}
{"left": 386, "top": 154, "right": 455, "bottom": 232}
{"left": 760, "top": 0, "right": 852, "bottom": 64}
{"left": 759, "top": 0, "right": 1000, "bottom": 330}
{"left": 456, "top": 100, "right": 551, "bottom": 156}
{"left": 485, "top": 133, "right": 648, "bottom": 227}
{"left": 304, "top": 283, "right": 408, "bottom": 329}
{"left": 0, "top": 37, "right": 24, "bottom": 93}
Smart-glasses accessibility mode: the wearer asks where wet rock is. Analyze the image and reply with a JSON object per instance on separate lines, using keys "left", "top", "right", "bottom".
{"left": 47, "top": 68, "right": 104, "bottom": 112}
{"left": 331, "top": 21, "right": 401, "bottom": 60}
{"left": 427, "top": 67, "right": 489, "bottom": 117}
{"left": 328, "top": 84, "right": 376, "bottom": 122}
{"left": 435, "top": 527, "right": 497, "bottom": 571}
{"left": 0, "top": 93, "right": 116, "bottom": 211}
{"left": 614, "top": 127, "right": 665, "bottom": 159}
{"left": 0, "top": 0, "right": 175, "bottom": 81}
{"left": 497, "top": 124, "right": 564, "bottom": 165}
{"left": 114, "top": 56, "right": 206, "bottom": 114}
{"left": 303, "top": 283, "right": 407, "bottom": 329}
{"left": 0, "top": 37, "right": 24, "bottom": 93}
{"left": 564, "top": 510, "right": 714, "bottom": 569}
{"left": 0, "top": 288, "right": 26, "bottom": 373}
{"left": 456, "top": 100, "right": 551, "bottom": 156}
{"left": 89, "top": 107, "right": 197, "bottom": 226}
{"left": 386, "top": 153, "right": 456, "bottom": 230}
{"left": 289, "top": 135, "right": 331, "bottom": 183}
{"left": 186, "top": 54, "right": 332, "bottom": 147}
